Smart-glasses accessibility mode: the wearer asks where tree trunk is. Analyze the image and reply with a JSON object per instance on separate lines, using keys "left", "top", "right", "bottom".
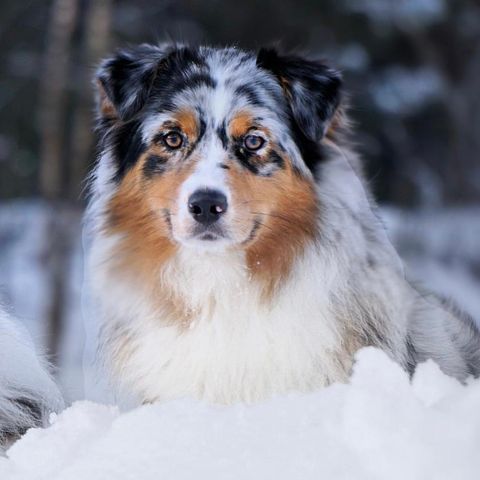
{"left": 38, "top": 0, "right": 80, "bottom": 360}
{"left": 69, "top": 0, "right": 113, "bottom": 200}
{"left": 39, "top": 0, "right": 79, "bottom": 200}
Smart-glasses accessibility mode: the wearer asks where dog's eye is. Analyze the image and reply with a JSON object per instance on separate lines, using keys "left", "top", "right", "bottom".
{"left": 163, "top": 132, "right": 183, "bottom": 149}
{"left": 244, "top": 134, "right": 265, "bottom": 151}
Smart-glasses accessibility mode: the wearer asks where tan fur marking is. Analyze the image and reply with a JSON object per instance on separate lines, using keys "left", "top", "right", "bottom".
{"left": 229, "top": 111, "right": 256, "bottom": 138}
{"left": 228, "top": 159, "right": 318, "bottom": 301}
{"left": 96, "top": 80, "right": 117, "bottom": 119}
{"left": 106, "top": 154, "right": 196, "bottom": 326}
{"left": 173, "top": 109, "right": 198, "bottom": 139}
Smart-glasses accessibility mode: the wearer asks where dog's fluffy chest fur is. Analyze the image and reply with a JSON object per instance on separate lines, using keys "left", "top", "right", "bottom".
{"left": 88, "top": 43, "right": 480, "bottom": 406}
{"left": 94, "top": 245, "right": 358, "bottom": 404}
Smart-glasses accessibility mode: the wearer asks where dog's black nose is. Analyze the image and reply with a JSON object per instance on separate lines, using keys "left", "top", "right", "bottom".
{"left": 188, "top": 189, "right": 228, "bottom": 224}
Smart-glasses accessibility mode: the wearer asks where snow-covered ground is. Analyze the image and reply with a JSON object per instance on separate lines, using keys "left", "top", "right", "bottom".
{"left": 0, "top": 200, "right": 479, "bottom": 478}
{"left": 1, "top": 347, "right": 480, "bottom": 480}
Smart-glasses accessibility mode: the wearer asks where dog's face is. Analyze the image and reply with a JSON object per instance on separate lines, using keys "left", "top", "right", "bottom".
{"left": 95, "top": 45, "right": 341, "bottom": 283}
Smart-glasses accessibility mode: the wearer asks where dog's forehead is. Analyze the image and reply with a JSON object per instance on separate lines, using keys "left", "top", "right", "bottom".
{"left": 143, "top": 47, "right": 286, "bottom": 140}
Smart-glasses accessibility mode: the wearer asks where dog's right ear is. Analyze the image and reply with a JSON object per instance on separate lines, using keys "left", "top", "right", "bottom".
{"left": 95, "top": 44, "right": 167, "bottom": 122}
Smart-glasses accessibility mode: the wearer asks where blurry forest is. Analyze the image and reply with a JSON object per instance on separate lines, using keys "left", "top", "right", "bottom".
{"left": 1, "top": 0, "right": 480, "bottom": 205}
{"left": 0, "top": 0, "right": 479, "bottom": 400}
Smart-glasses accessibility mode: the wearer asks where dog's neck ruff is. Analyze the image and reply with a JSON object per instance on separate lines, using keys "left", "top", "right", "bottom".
{"left": 89, "top": 229, "right": 353, "bottom": 404}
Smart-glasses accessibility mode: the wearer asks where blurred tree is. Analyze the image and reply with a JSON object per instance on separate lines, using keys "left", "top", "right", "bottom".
{"left": 70, "top": 0, "right": 112, "bottom": 199}
{"left": 39, "top": 0, "right": 79, "bottom": 200}
{"left": 35, "top": 0, "right": 112, "bottom": 358}
{"left": 0, "top": 0, "right": 479, "bottom": 206}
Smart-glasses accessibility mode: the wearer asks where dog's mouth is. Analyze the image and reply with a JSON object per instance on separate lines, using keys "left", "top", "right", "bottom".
{"left": 192, "top": 223, "right": 227, "bottom": 242}
{"left": 166, "top": 209, "right": 263, "bottom": 249}
{"left": 197, "top": 232, "right": 221, "bottom": 241}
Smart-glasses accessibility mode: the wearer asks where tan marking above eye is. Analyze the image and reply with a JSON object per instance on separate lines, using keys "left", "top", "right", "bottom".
{"left": 229, "top": 111, "right": 255, "bottom": 138}
{"left": 173, "top": 109, "right": 198, "bottom": 138}
{"left": 229, "top": 111, "right": 272, "bottom": 148}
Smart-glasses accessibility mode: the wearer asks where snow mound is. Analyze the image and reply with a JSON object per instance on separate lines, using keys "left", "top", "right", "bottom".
{"left": 1, "top": 348, "right": 480, "bottom": 480}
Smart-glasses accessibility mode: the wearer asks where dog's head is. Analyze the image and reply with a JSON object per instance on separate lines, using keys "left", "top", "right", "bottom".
{"left": 94, "top": 44, "right": 342, "bottom": 283}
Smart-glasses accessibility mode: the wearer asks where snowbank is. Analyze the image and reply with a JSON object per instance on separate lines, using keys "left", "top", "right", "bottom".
{"left": 1, "top": 348, "right": 479, "bottom": 480}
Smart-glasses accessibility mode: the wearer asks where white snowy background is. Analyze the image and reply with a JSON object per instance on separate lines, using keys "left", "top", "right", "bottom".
{"left": 0, "top": 201, "right": 479, "bottom": 478}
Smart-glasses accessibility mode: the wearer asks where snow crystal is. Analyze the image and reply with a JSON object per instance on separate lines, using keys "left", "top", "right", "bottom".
{"left": 2, "top": 348, "right": 480, "bottom": 480}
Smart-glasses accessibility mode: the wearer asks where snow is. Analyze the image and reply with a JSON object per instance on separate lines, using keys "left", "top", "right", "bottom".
{"left": 1, "top": 348, "right": 479, "bottom": 479}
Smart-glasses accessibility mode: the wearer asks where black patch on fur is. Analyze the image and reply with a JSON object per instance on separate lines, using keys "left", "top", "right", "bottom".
{"left": 143, "top": 154, "right": 169, "bottom": 177}
{"left": 405, "top": 335, "right": 418, "bottom": 377}
{"left": 233, "top": 144, "right": 260, "bottom": 175}
{"left": 170, "top": 72, "right": 216, "bottom": 94}
{"left": 268, "top": 151, "right": 285, "bottom": 169}
{"left": 217, "top": 122, "right": 228, "bottom": 149}
{"left": 290, "top": 120, "right": 329, "bottom": 172}
{"left": 256, "top": 48, "right": 342, "bottom": 171}
{"left": 234, "top": 84, "right": 265, "bottom": 108}
{"left": 110, "top": 120, "right": 147, "bottom": 181}
{"left": 197, "top": 115, "right": 207, "bottom": 143}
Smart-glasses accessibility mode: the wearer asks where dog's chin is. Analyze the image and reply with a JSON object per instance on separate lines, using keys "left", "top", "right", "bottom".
{"left": 175, "top": 231, "right": 234, "bottom": 253}
{"left": 171, "top": 221, "right": 259, "bottom": 253}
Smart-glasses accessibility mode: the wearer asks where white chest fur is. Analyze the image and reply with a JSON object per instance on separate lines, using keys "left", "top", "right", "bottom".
{"left": 93, "top": 244, "right": 351, "bottom": 404}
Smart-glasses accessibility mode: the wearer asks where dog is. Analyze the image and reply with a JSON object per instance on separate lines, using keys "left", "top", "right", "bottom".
{"left": 0, "top": 306, "right": 63, "bottom": 447}
{"left": 86, "top": 43, "right": 480, "bottom": 405}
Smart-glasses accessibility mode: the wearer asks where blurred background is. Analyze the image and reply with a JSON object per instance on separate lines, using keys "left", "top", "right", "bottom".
{"left": 0, "top": 0, "right": 479, "bottom": 401}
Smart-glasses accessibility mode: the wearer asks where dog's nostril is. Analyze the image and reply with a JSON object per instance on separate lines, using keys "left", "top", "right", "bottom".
{"left": 189, "top": 203, "right": 202, "bottom": 215}
{"left": 188, "top": 190, "right": 228, "bottom": 225}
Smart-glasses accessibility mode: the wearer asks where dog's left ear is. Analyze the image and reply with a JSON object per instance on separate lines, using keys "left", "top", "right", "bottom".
{"left": 257, "top": 48, "right": 342, "bottom": 142}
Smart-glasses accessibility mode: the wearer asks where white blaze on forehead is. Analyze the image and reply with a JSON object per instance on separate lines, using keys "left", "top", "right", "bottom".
{"left": 210, "top": 84, "right": 232, "bottom": 125}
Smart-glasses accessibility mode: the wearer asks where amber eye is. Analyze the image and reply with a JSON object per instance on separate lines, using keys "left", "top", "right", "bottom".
{"left": 244, "top": 134, "right": 265, "bottom": 151}
{"left": 163, "top": 131, "right": 183, "bottom": 149}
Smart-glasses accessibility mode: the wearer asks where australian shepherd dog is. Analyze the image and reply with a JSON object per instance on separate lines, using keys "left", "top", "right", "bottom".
{"left": 86, "top": 44, "right": 480, "bottom": 405}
